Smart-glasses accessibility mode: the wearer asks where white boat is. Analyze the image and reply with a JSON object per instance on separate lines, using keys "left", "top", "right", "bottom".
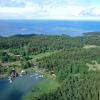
{"left": 19, "top": 74, "right": 23, "bottom": 77}
{"left": 30, "top": 74, "right": 35, "bottom": 77}
{"left": 34, "top": 73, "right": 38, "bottom": 76}
{"left": 9, "top": 79, "right": 12, "bottom": 83}
{"left": 38, "top": 75, "right": 44, "bottom": 78}
{"left": 8, "top": 77, "right": 13, "bottom": 83}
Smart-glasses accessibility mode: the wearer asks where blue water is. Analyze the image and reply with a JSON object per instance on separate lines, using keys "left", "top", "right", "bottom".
{"left": 0, "top": 73, "right": 44, "bottom": 100}
{"left": 0, "top": 20, "right": 100, "bottom": 36}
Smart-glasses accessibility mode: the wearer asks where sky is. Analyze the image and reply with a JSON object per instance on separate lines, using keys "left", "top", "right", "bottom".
{"left": 0, "top": 0, "right": 100, "bottom": 20}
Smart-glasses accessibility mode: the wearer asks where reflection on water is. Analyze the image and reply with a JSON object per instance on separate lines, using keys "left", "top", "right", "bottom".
{"left": 0, "top": 73, "right": 44, "bottom": 100}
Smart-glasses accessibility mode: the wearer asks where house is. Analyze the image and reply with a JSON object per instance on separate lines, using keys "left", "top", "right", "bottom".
{"left": 15, "top": 55, "right": 22, "bottom": 60}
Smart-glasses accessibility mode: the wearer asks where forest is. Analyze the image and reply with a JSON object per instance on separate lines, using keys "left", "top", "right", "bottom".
{"left": 0, "top": 32, "right": 100, "bottom": 100}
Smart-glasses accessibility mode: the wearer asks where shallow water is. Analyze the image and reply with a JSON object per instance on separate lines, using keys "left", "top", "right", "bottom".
{"left": 0, "top": 73, "right": 44, "bottom": 100}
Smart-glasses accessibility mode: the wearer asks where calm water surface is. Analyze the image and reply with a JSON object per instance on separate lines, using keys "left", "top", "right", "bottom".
{"left": 0, "top": 73, "right": 44, "bottom": 100}
{"left": 0, "top": 20, "right": 100, "bottom": 36}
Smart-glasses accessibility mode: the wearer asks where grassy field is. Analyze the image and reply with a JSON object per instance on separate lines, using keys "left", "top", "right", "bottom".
{"left": 30, "top": 50, "right": 59, "bottom": 61}
{"left": 83, "top": 45, "right": 100, "bottom": 49}
{"left": 87, "top": 61, "right": 100, "bottom": 71}
{"left": 22, "top": 78, "right": 60, "bottom": 100}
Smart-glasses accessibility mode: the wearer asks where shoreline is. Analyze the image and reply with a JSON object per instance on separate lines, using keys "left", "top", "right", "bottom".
{"left": 0, "top": 74, "right": 8, "bottom": 79}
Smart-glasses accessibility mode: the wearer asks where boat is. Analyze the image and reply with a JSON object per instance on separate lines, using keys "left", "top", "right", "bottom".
{"left": 8, "top": 77, "right": 13, "bottom": 83}
{"left": 38, "top": 75, "right": 44, "bottom": 78}
{"left": 30, "top": 74, "right": 35, "bottom": 77}
{"left": 34, "top": 73, "right": 38, "bottom": 76}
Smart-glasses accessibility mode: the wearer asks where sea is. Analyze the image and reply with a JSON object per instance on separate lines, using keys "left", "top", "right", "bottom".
{"left": 0, "top": 20, "right": 100, "bottom": 36}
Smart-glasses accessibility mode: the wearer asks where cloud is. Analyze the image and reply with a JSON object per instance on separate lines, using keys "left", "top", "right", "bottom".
{"left": 0, "top": 0, "right": 100, "bottom": 19}
{"left": 0, "top": 2, "right": 41, "bottom": 19}
{"left": 81, "top": 7, "right": 100, "bottom": 17}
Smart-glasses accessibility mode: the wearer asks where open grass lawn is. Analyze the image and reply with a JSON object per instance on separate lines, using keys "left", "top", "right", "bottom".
{"left": 30, "top": 50, "right": 59, "bottom": 61}
{"left": 83, "top": 45, "right": 100, "bottom": 49}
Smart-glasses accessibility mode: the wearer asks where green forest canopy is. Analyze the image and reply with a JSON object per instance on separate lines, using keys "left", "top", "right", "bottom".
{"left": 0, "top": 32, "right": 100, "bottom": 100}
